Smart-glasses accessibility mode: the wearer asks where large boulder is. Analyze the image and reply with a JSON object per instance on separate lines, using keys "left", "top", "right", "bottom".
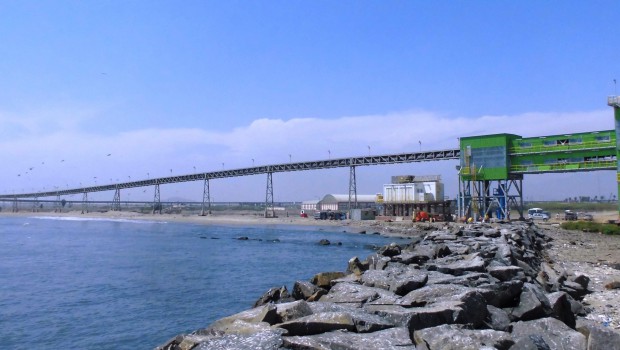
{"left": 277, "top": 312, "right": 356, "bottom": 336}
{"left": 508, "top": 283, "right": 552, "bottom": 321}
{"left": 576, "top": 318, "right": 620, "bottom": 350}
{"left": 281, "top": 327, "right": 416, "bottom": 350}
{"left": 311, "top": 271, "right": 346, "bottom": 289}
{"left": 292, "top": 280, "right": 327, "bottom": 301}
{"left": 546, "top": 291, "right": 576, "bottom": 329}
{"left": 511, "top": 317, "right": 587, "bottom": 350}
{"left": 413, "top": 324, "right": 514, "bottom": 350}
{"left": 360, "top": 267, "right": 428, "bottom": 296}
{"left": 436, "top": 254, "right": 487, "bottom": 275}
{"left": 253, "top": 286, "right": 293, "bottom": 307}
{"left": 319, "top": 282, "right": 400, "bottom": 306}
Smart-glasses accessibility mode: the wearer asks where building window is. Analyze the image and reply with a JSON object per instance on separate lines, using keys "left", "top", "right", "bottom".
{"left": 595, "top": 135, "right": 611, "bottom": 142}
{"left": 518, "top": 142, "right": 532, "bottom": 148}
{"left": 543, "top": 140, "right": 556, "bottom": 147}
{"left": 569, "top": 138, "right": 583, "bottom": 144}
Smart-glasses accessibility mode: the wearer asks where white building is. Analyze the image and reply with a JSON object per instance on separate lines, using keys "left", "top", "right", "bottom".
{"left": 318, "top": 194, "right": 378, "bottom": 211}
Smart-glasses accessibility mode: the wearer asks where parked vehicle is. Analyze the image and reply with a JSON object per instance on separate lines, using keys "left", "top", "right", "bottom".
{"left": 314, "top": 211, "right": 346, "bottom": 220}
{"left": 577, "top": 212, "right": 593, "bottom": 221}
{"left": 527, "top": 208, "right": 550, "bottom": 221}
{"left": 564, "top": 210, "right": 578, "bottom": 221}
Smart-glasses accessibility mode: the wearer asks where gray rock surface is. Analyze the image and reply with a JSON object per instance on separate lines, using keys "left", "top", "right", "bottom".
{"left": 413, "top": 324, "right": 514, "bottom": 350}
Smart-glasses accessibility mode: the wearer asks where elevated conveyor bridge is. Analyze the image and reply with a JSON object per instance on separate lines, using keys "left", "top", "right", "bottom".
{"left": 0, "top": 149, "right": 460, "bottom": 216}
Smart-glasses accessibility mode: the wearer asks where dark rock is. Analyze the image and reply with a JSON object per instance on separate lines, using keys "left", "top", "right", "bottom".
{"left": 536, "top": 262, "right": 566, "bottom": 292}
{"left": 253, "top": 286, "right": 292, "bottom": 307}
{"left": 407, "top": 291, "right": 487, "bottom": 331}
{"left": 576, "top": 317, "right": 620, "bottom": 350}
{"left": 364, "top": 304, "right": 419, "bottom": 327}
{"left": 510, "top": 333, "right": 552, "bottom": 350}
{"left": 485, "top": 305, "right": 512, "bottom": 332}
{"left": 399, "top": 284, "right": 476, "bottom": 306}
{"left": 568, "top": 296, "right": 585, "bottom": 316}
{"left": 193, "top": 326, "right": 286, "bottom": 350}
{"left": 560, "top": 280, "right": 589, "bottom": 300}
{"left": 281, "top": 327, "right": 416, "bottom": 350}
{"left": 253, "top": 304, "right": 280, "bottom": 325}
{"left": 361, "top": 267, "right": 428, "bottom": 296}
{"left": 360, "top": 269, "right": 392, "bottom": 290}
{"left": 292, "top": 280, "right": 326, "bottom": 301}
{"left": 318, "top": 239, "right": 330, "bottom": 245}
{"left": 483, "top": 229, "right": 502, "bottom": 238}
{"left": 426, "top": 271, "right": 490, "bottom": 287}
{"left": 413, "top": 324, "right": 514, "bottom": 350}
{"left": 196, "top": 305, "right": 276, "bottom": 334}
{"left": 274, "top": 300, "right": 313, "bottom": 323}
{"left": 310, "top": 271, "right": 346, "bottom": 289}
{"left": 478, "top": 280, "right": 523, "bottom": 308}
{"left": 366, "top": 254, "right": 392, "bottom": 270}
{"left": 511, "top": 317, "right": 587, "bottom": 350}
{"left": 389, "top": 270, "right": 428, "bottom": 296}
{"left": 237, "top": 236, "right": 249, "bottom": 240}
{"left": 546, "top": 291, "right": 576, "bottom": 328}
{"left": 436, "top": 254, "right": 486, "bottom": 275}
{"left": 571, "top": 274, "right": 590, "bottom": 290}
{"left": 346, "top": 256, "right": 368, "bottom": 276}
{"left": 277, "top": 312, "right": 356, "bottom": 336}
{"left": 319, "top": 282, "right": 400, "bottom": 306}
{"left": 509, "top": 283, "right": 552, "bottom": 321}
{"left": 487, "top": 265, "right": 525, "bottom": 282}
{"left": 379, "top": 243, "right": 402, "bottom": 257}
{"left": 435, "top": 243, "right": 452, "bottom": 258}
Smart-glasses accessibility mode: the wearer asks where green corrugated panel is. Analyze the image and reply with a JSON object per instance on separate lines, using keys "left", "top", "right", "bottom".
{"left": 460, "top": 134, "right": 520, "bottom": 180}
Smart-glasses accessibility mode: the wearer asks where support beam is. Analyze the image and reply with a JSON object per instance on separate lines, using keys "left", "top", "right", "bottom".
{"left": 55, "top": 193, "right": 61, "bottom": 213}
{"left": 32, "top": 197, "right": 39, "bottom": 212}
{"left": 200, "top": 176, "right": 211, "bottom": 216}
{"left": 12, "top": 197, "right": 18, "bottom": 213}
{"left": 153, "top": 183, "right": 161, "bottom": 214}
{"left": 348, "top": 165, "right": 358, "bottom": 217}
{"left": 81, "top": 191, "right": 89, "bottom": 214}
{"left": 264, "top": 172, "right": 275, "bottom": 218}
{"left": 112, "top": 187, "right": 121, "bottom": 211}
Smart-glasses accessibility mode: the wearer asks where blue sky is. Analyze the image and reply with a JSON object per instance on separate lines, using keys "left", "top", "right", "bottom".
{"left": 1, "top": 1, "right": 619, "bottom": 203}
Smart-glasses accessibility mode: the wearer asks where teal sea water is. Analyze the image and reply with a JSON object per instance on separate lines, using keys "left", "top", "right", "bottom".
{"left": 0, "top": 216, "right": 394, "bottom": 349}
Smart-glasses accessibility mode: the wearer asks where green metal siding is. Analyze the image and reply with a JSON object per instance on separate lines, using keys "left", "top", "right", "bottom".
{"left": 510, "top": 130, "right": 615, "bottom": 155}
{"left": 460, "top": 134, "right": 519, "bottom": 180}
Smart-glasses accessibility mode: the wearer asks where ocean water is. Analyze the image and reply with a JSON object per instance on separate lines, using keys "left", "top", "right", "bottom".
{"left": 0, "top": 216, "right": 395, "bottom": 349}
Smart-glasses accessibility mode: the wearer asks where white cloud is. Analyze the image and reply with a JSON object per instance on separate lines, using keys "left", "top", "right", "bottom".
{"left": 0, "top": 107, "right": 616, "bottom": 201}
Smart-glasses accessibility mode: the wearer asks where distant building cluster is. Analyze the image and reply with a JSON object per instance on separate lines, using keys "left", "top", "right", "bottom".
{"left": 302, "top": 174, "right": 452, "bottom": 220}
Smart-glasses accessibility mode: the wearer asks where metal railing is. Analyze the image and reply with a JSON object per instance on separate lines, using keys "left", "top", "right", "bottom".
{"left": 509, "top": 139, "right": 616, "bottom": 156}
{"left": 510, "top": 160, "right": 616, "bottom": 174}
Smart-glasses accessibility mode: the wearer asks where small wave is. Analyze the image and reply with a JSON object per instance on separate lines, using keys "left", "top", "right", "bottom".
{"left": 29, "top": 216, "right": 167, "bottom": 225}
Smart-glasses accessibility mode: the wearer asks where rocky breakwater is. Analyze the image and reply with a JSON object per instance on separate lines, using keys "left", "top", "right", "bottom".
{"left": 157, "top": 222, "right": 620, "bottom": 350}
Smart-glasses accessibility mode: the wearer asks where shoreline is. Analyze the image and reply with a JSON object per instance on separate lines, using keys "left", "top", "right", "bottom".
{"left": 0, "top": 210, "right": 413, "bottom": 238}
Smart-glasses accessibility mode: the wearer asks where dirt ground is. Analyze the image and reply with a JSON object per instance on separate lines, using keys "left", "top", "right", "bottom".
{"left": 536, "top": 220, "right": 620, "bottom": 331}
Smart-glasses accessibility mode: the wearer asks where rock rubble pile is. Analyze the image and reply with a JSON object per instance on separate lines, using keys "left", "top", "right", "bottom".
{"left": 157, "top": 222, "right": 620, "bottom": 350}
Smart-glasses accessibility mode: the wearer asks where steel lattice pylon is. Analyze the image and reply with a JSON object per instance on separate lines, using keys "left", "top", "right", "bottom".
{"left": 81, "top": 191, "right": 88, "bottom": 214}
{"left": 153, "top": 183, "right": 161, "bottom": 214}
{"left": 264, "top": 172, "right": 275, "bottom": 218}
{"left": 348, "top": 165, "right": 358, "bottom": 216}
{"left": 12, "top": 197, "right": 18, "bottom": 212}
{"left": 55, "top": 193, "right": 61, "bottom": 213}
{"left": 201, "top": 176, "right": 211, "bottom": 216}
{"left": 112, "top": 187, "right": 121, "bottom": 211}
{"left": 32, "top": 196, "right": 39, "bottom": 212}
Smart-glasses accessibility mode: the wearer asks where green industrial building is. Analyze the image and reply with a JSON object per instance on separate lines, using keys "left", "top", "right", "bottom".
{"left": 457, "top": 98, "right": 619, "bottom": 220}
